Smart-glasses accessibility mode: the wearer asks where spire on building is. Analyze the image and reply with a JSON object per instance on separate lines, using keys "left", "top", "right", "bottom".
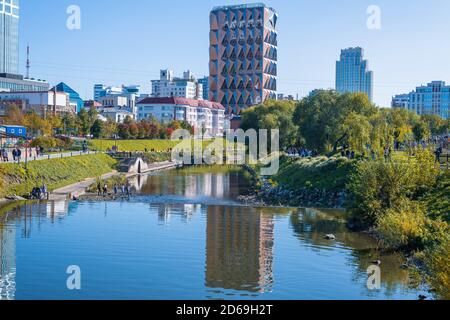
{"left": 26, "top": 43, "right": 30, "bottom": 79}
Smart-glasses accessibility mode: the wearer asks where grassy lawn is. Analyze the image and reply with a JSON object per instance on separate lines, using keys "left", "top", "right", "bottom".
{"left": 0, "top": 154, "right": 117, "bottom": 198}
{"left": 89, "top": 139, "right": 242, "bottom": 152}
{"left": 271, "top": 155, "right": 355, "bottom": 192}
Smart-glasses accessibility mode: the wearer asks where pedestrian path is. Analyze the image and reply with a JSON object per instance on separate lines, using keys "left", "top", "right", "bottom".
{"left": 0, "top": 150, "right": 102, "bottom": 165}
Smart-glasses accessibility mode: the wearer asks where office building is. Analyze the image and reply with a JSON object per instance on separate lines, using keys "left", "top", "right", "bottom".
{"left": 392, "top": 81, "right": 450, "bottom": 119}
{"left": 209, "top": 3, "right": 278, "bottom": 114}
{"left": 336, "top": 47, "right": 373, "bottom": 102}
{"left": 0, "top": 0, "right": 19, "bottom": 75}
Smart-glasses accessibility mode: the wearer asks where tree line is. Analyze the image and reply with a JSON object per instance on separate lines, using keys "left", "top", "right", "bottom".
{"left": 240, "top": 90, "right": 449, "bottom": 156}
{"left": 2, "top": 105, "right": 193, "bottom": 140}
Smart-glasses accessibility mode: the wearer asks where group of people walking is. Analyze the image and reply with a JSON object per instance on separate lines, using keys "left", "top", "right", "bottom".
{"left": 0, "top": 146, "right": 45, "bottom": 163}
{"left": 97, "top": 182, "right": 133, "bottom": 198}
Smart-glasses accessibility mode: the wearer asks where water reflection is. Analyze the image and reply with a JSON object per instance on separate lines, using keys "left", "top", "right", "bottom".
{"left": 205, "top": 206, "right": 274, "bottom": 294}
{"left": 129, "top": 169, "right": 250, "bottom": 203}
{"left": 0, "top": 168, "right": 426, "bottom": 300}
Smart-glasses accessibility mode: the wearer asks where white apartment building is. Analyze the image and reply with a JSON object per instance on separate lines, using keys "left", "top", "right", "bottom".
{"left": 0, "top": 91, "right": 73, "bottom": 117}
{"left": 98, "top": 95, "right": 128, "bottom": 109}
{"left": 100, "top": 108, "right": 135, "bottom": 124}
{"left": 151, "top": 69, "right": 203, "bottom": 100}
{"left": 137, "top": 97, "right": 225, "bottom": 137}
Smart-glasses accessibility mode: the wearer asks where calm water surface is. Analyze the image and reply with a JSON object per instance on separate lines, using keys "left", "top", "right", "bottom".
{"left": 0, "top": 168, "right": 427, "bottom": 300}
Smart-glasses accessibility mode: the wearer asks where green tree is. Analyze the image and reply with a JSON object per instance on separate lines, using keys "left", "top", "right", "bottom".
{"left": 91, "top": 119, "right": 104, "bottom": 139}
{"left": 294, "top": 91, "right": 376, "bottom": 153}
{"left": 342, "top": 112, "right": 371, "bottom": 154}
{"left": 413, "top": 119, "right": 431, "bottom": 141}
{"left": 241, "top": 99, "right": 298, "bottom": 150}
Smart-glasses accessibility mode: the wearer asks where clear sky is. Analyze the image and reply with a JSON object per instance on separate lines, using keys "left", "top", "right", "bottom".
{"left": 19, "top": 0, "right": 450, "bottom": 107}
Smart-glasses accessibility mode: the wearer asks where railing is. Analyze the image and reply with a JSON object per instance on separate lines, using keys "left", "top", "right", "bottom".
{"left": 0, "top": 150, "right": 102, "bottom": 166}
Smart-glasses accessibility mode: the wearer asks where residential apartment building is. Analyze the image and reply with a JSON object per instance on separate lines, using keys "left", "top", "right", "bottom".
{"left": 151, "top": 69, "right": 203, "bottom": 100}
{"left": 336, "top": 47, "right": 373, "bottom": 102}
{"left": 137, "top": 97, "right": 225, "bottom": 137}
{"left": 209, "top": 3, "right": 278, "bottom": 114}
{"left": 392, "top": 81, "right": 450, "bottom": 119}
{"left": 0, "top": 90, "right": 73, "bottom": 117}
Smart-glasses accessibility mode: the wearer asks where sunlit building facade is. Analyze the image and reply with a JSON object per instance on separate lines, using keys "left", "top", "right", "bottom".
{"left": 336, "top": 47, "right": 373, "bottom": 102}
{"left": 392, "top": 81, "right": 450, "bottom": 119}
{"left": 209, "top": 3, "right": 278, "bottom": 114}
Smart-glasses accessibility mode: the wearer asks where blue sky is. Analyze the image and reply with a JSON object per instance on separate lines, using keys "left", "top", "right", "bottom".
{"left": 20, "top": 0, "right": 450, "bottom": 106}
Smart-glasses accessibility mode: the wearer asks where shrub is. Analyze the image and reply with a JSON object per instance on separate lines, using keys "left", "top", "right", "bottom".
{"left": 347, "top": 148, "right": 440, "bottom": 226}
{"left": 424, "top": 236, "right": 450, "bottom": 300}
{"left": 30, "top": 136, "right": 72, "bottom": 150}
{"left": 377, "top": 200, "right": 428, "bottom": 249}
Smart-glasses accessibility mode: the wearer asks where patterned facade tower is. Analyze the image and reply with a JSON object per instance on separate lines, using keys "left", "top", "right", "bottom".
{"left": 209, "top": 3, "right": 278, "bottom": 114}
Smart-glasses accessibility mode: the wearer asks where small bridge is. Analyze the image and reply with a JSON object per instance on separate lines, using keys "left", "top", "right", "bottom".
{"left": 110, "top": 152, "right": 183, "bottom": 175}
{"left": 118, "top": 157, "right": 149, "bottom": 174}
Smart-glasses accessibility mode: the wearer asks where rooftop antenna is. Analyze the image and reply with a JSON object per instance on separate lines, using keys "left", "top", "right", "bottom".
{"left": 26, "top": 43, "right": 30, "bottom": 78}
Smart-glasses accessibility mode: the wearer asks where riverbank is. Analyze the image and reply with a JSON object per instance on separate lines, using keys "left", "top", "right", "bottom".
{"left": 246, "top": 151, "right": 449, "bottom": 300}
{"left": 0, "top": 154, "right": 118, "bottom": 199}
{"left": 241, "top": 155, "right": 354, "bottom": 208}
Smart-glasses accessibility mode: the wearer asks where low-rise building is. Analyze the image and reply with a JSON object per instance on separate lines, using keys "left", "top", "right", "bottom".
{"left": 0, "top": 74, "right": 50, "bottom": 92}
{"left": 100, "top": 108, "right": 135, "bottom": 124}
{"left": 137, "top": 97, "right": 225, "bottom": 137}
{"left": 98, "top": 95, "right": 128, "bottom": 109}
{"left": 94, "top": 84, "right": 141, "bottom": 115}
{"left": 0, "top": 91, "right": 73, "bottom": 117}
{"left": 52, "top": 82, "right": 84, "bottom": 113}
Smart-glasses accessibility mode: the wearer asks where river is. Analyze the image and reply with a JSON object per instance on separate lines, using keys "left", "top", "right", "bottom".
{"left": 0, "top": 167, "right": 428, "bottom": 300}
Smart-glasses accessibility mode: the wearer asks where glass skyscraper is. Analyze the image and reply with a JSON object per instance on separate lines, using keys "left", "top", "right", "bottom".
{"left": 336, "top": 47, "right": 373, "bottom": 102}
{"left": 0, "top": 0, "right": 20, "bottom": 75}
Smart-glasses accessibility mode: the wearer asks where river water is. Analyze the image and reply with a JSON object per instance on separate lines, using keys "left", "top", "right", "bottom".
{"left": 0, "top": 167, "right": 427, "bottom": 300}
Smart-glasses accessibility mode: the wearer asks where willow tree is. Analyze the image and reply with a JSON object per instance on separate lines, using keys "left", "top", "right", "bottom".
{"left": 342, "top": 112, "right": 371, "bottom": 154}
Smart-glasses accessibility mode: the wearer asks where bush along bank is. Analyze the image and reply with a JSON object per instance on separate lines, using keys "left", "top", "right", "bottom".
{"left": 245, "top": 149, "right": 449, "bottom": 299}
{"left": 243, "top": 156, "right": 354, "bottom": 208}
{"left": 346, "top": 148, "right": 449, "bottom": 300}
{"left": 0, "top": 154, "right": 118, "bottom": 199}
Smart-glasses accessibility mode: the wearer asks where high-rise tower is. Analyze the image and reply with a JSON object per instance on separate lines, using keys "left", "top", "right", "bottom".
{"left": 0, "top": 0, "right": 20, "bottom": 75}
{"left": 209, "top": 3, "right": 278, "bottom": 114}
{"left": 336, "top": 47, "right": 373, "bottom": 102}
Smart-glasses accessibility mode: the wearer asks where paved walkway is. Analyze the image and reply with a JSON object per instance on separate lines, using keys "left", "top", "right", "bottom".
{"left": 0, "top": 150, "right": 102, "bottom": 165}
{"left": 49, "top": 170, "right": 118, "bottom": 201}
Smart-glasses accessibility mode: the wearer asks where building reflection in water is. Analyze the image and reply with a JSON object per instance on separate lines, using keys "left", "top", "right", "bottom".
{"left": 129, "top": 171, "right": 248, "bottom": 201}
{"left": 205, "top": 206, "right": 274, "bottom": 293}
{"left": 0, "top": 200, "right": 70, "bottom": 300}
{"left": 153, "top": 203, "right": 203, "bottom": 224}
{"left": 0, "top": 214, "right": 16, "bottom": 300}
